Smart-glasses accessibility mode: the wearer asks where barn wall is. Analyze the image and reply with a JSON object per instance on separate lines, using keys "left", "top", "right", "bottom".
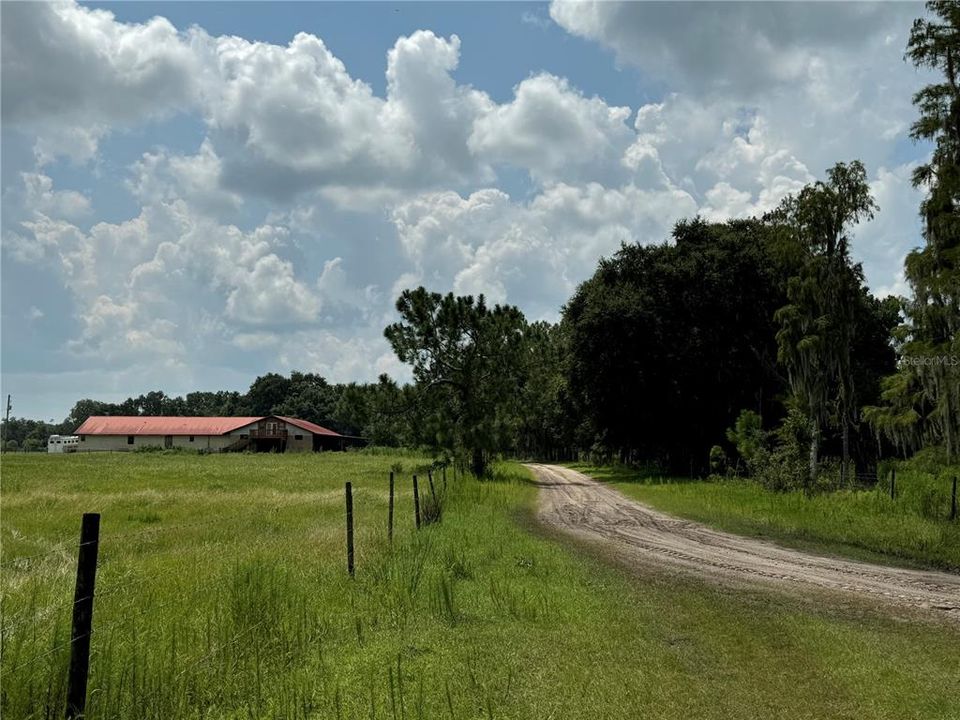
{"left": 79, "top": 435, "right": 134, "bottom": 452}
{"left": 78, "top": 434, "right": 235, "bottom": 452}
{"left": 227, "top": 420, "right": 316, "bottom": 452}
{"left": 286, "top": 433, "right": 313, "bottom": 452}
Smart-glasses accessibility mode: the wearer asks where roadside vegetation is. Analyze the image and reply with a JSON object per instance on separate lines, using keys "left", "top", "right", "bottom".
{"left": 574, "top": 456, "right": 960, "bottom": 571}
{"left": 3, "top": 452, "right": 959, "bottom": 720}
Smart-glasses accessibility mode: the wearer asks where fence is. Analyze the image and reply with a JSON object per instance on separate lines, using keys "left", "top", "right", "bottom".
{"left": 2, "top": 460, "right": 457, "bottom": 720}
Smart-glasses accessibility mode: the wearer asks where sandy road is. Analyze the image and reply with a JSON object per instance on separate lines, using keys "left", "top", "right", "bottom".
{"left": 530, "top": 463, "right": 960, "bottom": 619}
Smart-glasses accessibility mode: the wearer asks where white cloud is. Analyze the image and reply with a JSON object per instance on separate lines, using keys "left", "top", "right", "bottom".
{"left": 224, "top": 254, "right": 320, "bottom": 325}
{"left": 549, "top": 1, "right": 917, "bottom": 97}
{"left": 20, "top": 173, "right": 92, "bottom": 220}
{"left": 12, "top": 193, "right": 324, "bottom": 360}
{"left": 1, "top": 1, "right": 201, "bottom": 161}
{"left": 0, "top": 0, "right": 938, "bottom": 418}
{"left": 128, "top": 140, "right": 241, "bottom": 216}
{"left": 393, "top": 181, "right": 697, "bottom": 317}
{"left": 231, "top": 332, "right": 280, "bottom": 351}
{"left": 200, "top": 28, "right": 495, "bottom": 201}
{"left": 853, "top": 163, "right": 925, "bottom": 298}
{"left": 469, "top": 73, "right": 633, "bottom": 184}
{"left": 277, "top": 330, "right": 408, "bottom": 385}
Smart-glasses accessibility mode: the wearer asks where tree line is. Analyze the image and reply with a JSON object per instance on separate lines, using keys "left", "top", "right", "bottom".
{"left": 3, "top": 3, "right": 957, "bottom": 486}
{"left": 382, "top": 2, "right": 959, "bottom": 481}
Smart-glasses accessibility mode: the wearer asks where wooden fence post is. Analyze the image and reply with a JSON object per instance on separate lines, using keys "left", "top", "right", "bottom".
{"left": 428, "top": 471, "right": 437, "bottom": 504}
{"left": 65, "top": 512, "right": 100, "bottom": 720}
{"left": 889, "top": 468, "right": 896, "bottom": 500}
{"left": 413, "top": 475, "right": 421, "bottom": 530}
{"left": 388, "top": 472, "right": 395, "bottom": 543}
{"left": 345, "top": 482, "right": 354, "bottom": 577}
{"left": 442, "top": 465, "right": 447, "bottom": 491}
{"left": 950, "top": 476, "right": 957, "bottom": 521}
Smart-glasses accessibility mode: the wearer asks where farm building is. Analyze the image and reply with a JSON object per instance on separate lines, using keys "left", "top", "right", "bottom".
{"left": 73, "top": 415, "right": 355, "bottom": 453}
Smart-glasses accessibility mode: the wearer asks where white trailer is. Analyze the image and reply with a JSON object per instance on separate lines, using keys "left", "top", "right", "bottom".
{"left": 47, "top": 435, "right": 79, "bottom": 453}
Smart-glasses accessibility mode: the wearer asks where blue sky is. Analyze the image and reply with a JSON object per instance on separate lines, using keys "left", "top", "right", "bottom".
{"left": 1, "top": 1, "right": 932, "bottom": 421}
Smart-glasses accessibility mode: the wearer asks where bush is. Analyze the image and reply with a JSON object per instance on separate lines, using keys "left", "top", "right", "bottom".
{"left": 726, "top": 410, "right": 765, "bottom": 471}
{"left": 709, "top": 445, "right": 727, "bottom": 474}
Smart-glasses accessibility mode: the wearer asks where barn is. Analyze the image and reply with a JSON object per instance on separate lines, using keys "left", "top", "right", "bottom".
{"left": 73, "top": 415, "right": 353, "bottom": 453}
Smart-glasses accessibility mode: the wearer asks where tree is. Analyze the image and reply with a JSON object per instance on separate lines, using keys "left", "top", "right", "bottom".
{"left": 769, "top": 161, "right": 877, "bottom": 485}
{"left": 564, "top": 219, "right": 790, "bottom": 473}
{"left": 513, "top": 321, "right": 572, "bottom": 458}
{"left": 385, "top": 288, "right": 527, "bottom": 476}
{"left": 245, "top": 373, "right": 293, "bottom": 416}
{"left": 275, "top": 372, "right": 336, "bottom": 426}
{"left": 67, "top": 399, "right": 119, "bottom": 428}
{"left": 886, "top": 1, "right": 960, "bottom": 460}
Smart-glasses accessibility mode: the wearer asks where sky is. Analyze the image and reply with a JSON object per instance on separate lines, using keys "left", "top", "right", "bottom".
{"left": 0, "top": 0, "right": 935, "bottom": 421}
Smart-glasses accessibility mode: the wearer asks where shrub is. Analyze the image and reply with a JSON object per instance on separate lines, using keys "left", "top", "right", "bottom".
{"left": 709, "top": 445, "right": 727, "bottom": 474}
{"left": 726, "top": 409, "right": 765, "bottom": 471}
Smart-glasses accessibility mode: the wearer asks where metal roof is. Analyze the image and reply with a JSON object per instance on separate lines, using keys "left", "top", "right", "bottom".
{"left": 276, "top": 416, "right": 341, "bottom": 437}
{"left": 74, "top": 415, "right": 342, "bottom": 437}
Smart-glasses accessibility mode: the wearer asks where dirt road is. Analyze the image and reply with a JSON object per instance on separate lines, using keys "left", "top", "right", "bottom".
{"left": 530, "top": 463, "right": 960, "bottom": 618}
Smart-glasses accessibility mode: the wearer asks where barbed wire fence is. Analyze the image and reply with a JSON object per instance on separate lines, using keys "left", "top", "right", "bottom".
{"left": 1, "top": 459, "right": 457, "bottom": 719}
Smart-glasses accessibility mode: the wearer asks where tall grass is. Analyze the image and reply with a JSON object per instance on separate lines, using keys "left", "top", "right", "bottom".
{"left": 2, "top": 452, "right": 958, "bottom": 719}
{"left": 578, "top": 461, "right": 960, "bottom": 570}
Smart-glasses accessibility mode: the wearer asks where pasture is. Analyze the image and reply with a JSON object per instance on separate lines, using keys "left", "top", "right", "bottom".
{"left": 2, "top": 452, "right": 959, "bottom": 719}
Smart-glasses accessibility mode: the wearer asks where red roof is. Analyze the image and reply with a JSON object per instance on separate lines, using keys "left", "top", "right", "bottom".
{"left": 74, "top": 415, "right": 341, "bottom": 437}
{"left": 277, "top": 416, "right": 341, "bottom": 437}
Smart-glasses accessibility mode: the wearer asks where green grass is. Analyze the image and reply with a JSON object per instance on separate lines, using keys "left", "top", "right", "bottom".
{"left": 572, "top": 463, "right": 960, "bottom": 571}
{"left": 1, "top": 452, "right": 958, "bottom": 719}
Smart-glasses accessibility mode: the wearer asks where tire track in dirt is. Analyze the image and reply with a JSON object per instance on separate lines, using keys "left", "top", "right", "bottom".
{"left": 530, "top": 464, "right": 960, "bottom": 618}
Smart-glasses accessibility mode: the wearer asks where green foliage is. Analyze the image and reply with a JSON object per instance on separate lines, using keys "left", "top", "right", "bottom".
{"left": 384, "top": 287, "right": 529, "bottom": 476}
{"left": 754, "top": 404, "right": 813, "bottom": 491}
{"left": 512, "top": 321, "right": 574, "bottom": 458}
{"left": 870, "top": 2, "right": 960, "bottom": 460}
{"left": 726, "top": 410, "right": 765, "bottom": 471}
{"left": 768, "top": 160, "right": 879, "bottom": 485}
{"left": 564, "top": 218, "right": 791, "bottom": 474}
{"left": 708, "top": 445, "right": 727, "bottom": 475}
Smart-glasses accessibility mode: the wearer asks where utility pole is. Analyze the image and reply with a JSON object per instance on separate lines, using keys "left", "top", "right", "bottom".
{"left": 2, "top": 394, "right": 10, "bottom": 451}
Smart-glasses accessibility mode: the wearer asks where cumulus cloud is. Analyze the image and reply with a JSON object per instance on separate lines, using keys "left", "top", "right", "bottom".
{"left": 1, "top": 0, "right": 201, "bottom": 161}
{"left": 549, "top": 1, "right": 917, "bottom": 97}
{"left": 277, "top": 330, "right": 408, "bottom": 384}
{"left": 198, "top": 28, "right": 495, "bottom": 201}
{"left": 853, "top": 163, "right": 926, "bottom": 298}
{"left": 11, "top": 192, "right": 324, "bottom": 361}
{"left": 0, "top": 0, "right": 937, "bottom": 418}
{"left": 128, "top": 140, "right": 241, "bottom": 217}
{"left": 470, "top": 73, "right": 634, "bottom": 184}
{"left": 393, "top": 181, "right": 697, "bottom": 317}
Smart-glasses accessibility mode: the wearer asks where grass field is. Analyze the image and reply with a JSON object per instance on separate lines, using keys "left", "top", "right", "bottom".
{"left": 573, "top": 463, "right": 960, "bottom": 571}
{"left": 2, "top": 452, "right": 959, "bottom": 719}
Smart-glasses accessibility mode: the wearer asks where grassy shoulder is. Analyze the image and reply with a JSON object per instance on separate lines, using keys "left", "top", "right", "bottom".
{"left": 1, "top": 453, "right": 957, "bottom": 719}
{"left": 571, "top": 462, "right": 960, "bottom": 571}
